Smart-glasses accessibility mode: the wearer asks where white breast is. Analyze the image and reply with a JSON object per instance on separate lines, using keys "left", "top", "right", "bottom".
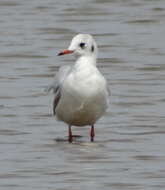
{"left": 55, "top": 62, "right": 108, "bottom": 126}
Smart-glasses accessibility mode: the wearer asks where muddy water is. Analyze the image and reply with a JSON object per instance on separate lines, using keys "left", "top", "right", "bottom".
{"left": 0, "top": 0, "right": 165, "bottom": 189}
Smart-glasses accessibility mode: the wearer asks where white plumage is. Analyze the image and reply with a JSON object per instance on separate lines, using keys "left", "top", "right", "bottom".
{"left": 49, "top": 34, "right": 110, "bottom": 142}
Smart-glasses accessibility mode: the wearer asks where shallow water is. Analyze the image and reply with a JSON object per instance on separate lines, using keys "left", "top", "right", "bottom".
{"left": 0, "top": 0, "right": 165, "bottom": 189}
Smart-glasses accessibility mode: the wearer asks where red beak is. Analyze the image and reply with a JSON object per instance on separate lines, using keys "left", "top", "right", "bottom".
{"left": 58, "top": 50, "right": 74, "bottom": 56}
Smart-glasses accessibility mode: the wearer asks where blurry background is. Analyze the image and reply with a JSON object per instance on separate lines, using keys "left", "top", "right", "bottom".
{"left": 0, "top": 0, "right": 165, "bottom": 189}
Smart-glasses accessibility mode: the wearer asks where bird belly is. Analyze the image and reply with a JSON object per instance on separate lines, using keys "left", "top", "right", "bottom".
{"left": 56, "top": 99, "right": 106, "bottom": 126}
{"left": 55, "top": 87, "right": 107, "bottom": 126}
{"left": 55, "top": 70, "right": 108, "bottom": 126}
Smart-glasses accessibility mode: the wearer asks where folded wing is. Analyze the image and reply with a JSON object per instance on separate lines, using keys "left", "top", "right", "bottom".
{"left": 46, "top": 65, "right": 72, "bottom": 115}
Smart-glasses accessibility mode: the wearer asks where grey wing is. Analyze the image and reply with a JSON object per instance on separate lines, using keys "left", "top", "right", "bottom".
{"left": 107, "top": 83, "right": 111, "bottom": 97}
{"left": 53, "top": 90, "right": 61, "bottom": 115}
{"left": 51, "top": 66, "right": 72, "bottom": 115}
{"left": 105, "top": 81, "right": 111, "bottom": 106}
{"left": 45, "top": 65, "right": 71, "bottom": 93}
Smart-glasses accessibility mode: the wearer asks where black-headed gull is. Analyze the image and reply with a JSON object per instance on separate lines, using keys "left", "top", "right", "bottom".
{"left": 50, "top": 34, "right": 110, "bottom": 142}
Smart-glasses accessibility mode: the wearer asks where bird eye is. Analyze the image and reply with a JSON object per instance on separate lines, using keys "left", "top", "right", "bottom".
{"left": 79, "top": 42, "right": 85, "bottom": 48}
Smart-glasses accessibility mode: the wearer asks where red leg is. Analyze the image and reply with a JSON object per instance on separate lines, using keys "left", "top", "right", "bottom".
{"left": 68, "top": 125, "right": 72, "bottom": 143}
{"left": 90, "top": 125, "right": 95, "bottom": 142}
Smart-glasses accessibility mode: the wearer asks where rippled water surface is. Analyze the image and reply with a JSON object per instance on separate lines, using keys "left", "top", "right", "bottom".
{"left": 0, "top": 0, "right": 165, "bottom": 189}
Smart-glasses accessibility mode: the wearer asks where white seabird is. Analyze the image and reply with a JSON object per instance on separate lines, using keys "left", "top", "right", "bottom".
{"left": 49, "top": 34, "right": 110, "bottom": 142}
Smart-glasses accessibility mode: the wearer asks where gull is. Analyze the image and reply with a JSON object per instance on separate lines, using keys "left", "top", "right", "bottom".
{"left": 49, "top": 34, "right": 110, "bottom": 142}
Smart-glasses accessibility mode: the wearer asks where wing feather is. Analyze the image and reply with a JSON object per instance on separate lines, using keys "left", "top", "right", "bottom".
{"left": 48, "top": 66, "right": 71, "bottom": 115}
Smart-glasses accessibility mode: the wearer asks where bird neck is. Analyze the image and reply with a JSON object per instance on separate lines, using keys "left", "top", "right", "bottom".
{"left": 75, "top": 55, "right": 97, "bottom": 68}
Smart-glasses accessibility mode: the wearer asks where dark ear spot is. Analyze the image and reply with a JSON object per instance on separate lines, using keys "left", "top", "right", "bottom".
{"left": 91, "top": 45, "right": 94, "bottom": 52}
